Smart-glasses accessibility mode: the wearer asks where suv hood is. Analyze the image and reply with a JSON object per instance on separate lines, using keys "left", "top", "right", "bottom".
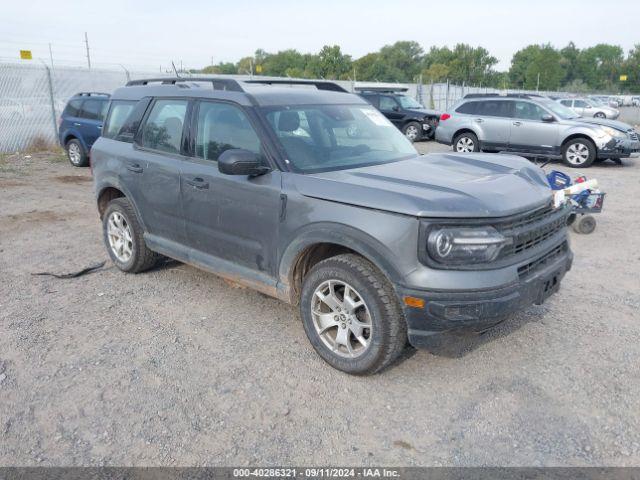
{"left": 576, "top": 117, "right": 634, "bottom": 132}
{"left": 294, "top": 153, "right": 553, "bottom": 218}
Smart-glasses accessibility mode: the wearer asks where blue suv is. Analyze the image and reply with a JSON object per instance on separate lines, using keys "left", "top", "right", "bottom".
{"left": 58, "top": 92, "right": 110, "bottom": 167}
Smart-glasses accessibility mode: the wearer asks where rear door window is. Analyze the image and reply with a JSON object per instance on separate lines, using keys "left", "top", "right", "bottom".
{"left": 140, "top": 99, "right": 188, "bottom": 154}
{"left": 476, "top": 100, "right": 513, "bottom": 118}
{"left": 455, "top": 102, "right": 478, "bottom": 114}
{"left": 80, "top": 99, "right": 108, "bottom": 120}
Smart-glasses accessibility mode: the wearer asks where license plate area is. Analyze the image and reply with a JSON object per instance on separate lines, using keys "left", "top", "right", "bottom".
{"left": 535, "top": 270, "right": 561, "bottom": 305}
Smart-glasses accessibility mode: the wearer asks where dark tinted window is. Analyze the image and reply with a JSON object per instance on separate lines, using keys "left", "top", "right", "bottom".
{"left": 379, "top": 96, "right": 398, "bottom": 111}
{"left": 360, "top": 94, "right": 379, "bottom": 107}
{"left": 103, "top": 101, "right": 136, "bottom": 140}
{"left": 195, "top": 102, "right": 261, "bottom": 161}
{"left": 455, "top": 101, "right": 478, "bottom": 114}
{"left": 476, "top": 100, "right": 513, "bottom": 117}
{"left": 560, "top": 99, "right": 572, "bottom": 107}
{"left": 80, "top": 99, "right": 108, "bottom": 120}
{"left": 63, "top": 99, "right": 83, "bottom": 117}
{"left": 513, "top": 101, "right": 548, "bottom": 121}
{"left": 141, "top": 99, "right": 188, "bottom": 154}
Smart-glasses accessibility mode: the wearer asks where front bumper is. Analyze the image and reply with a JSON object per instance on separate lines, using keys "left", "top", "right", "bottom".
{"left": 598, "top": 137, "right": 640, "bottom": 159}
{"left": 401, "top": 244, "right": 573, "bottom": 348}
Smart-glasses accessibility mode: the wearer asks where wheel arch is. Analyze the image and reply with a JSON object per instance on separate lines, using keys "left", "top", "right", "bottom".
{"left": 96, "top": 182, "right": 148, "bottom": 232}
{"left": 278, "top": 224, "right": 404, "bottom": 305}
{"left": 561, "top": 133, "right": 596, "bottom": 149}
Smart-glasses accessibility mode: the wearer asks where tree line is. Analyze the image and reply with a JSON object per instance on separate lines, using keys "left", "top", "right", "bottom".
{"left": 199, "top": 41, "right": 640, "bottom": 93}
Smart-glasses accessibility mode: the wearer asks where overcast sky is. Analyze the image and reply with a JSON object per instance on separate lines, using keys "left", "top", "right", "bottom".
{"left": 1, "top": 0, "right": 638, "bottom": 72}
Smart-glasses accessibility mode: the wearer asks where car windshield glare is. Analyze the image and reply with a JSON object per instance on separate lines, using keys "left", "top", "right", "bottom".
{"left": 541, "top": 100, "right": 579, "bottom": 120}
{"left": 397, "top": 96, "right": 424, "bottom": 109}
{"left": 262, "top": 104, "right": 417, "bottom": 173}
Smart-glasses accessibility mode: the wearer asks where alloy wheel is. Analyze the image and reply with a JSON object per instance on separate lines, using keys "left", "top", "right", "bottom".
{"left": 68, "top": 143, "right": 81, "bottom": 165}
{"left": 405, "top": 125, "right": 419, "bottom": 141}
{"left": 311, "top": 280, "right": 372, "bottom": 358}
{"left": 566, "top": 143, "right": 590, "bottom": 165}
{"left": 456, "top": 137, "right": 475, "bottom": 152}
{"left": 107, "top": 211, "right": 134, "bottom": 263}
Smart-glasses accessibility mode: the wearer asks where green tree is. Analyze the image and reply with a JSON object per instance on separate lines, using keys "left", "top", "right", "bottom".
{"left": 510, "top": 44, "right": 563, "bottom": 90}
{"left": 308, "top": 45, "right": 352, "bottom": 79}
{"left": 202, "top": 62, "right": 237, "bottom": 74}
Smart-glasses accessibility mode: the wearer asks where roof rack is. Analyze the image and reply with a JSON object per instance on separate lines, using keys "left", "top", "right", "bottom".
{"left": 463, "top": 93, "right": 546, "bottom": 100}
{"left": 354, "top": 86, "right": 409, "bottom": 93}
{"left": 126, "top": 77, "right": 244, "bottom": 92}
{"left": 244, "top": 79, "right": 348, "bottom": 93}
{"left": 75, "top": 92, "right": 111, "bottom": 97}
{"left": 463, "top": 93, "right": 499, "bottom": 98}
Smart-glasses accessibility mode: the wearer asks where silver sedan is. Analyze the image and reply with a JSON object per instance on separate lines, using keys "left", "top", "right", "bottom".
{"left": 558, "top": 98, "right": 620, "bottom": 119}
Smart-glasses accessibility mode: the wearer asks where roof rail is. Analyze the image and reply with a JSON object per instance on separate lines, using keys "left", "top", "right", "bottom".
{"left": 244, "top": 79, "right": 348, "bottom": 93}
{"left": 75, "top": 92, "right": 110, "bottom": 97}
{"left": 126, "top": 77, "right": 244, "bottom": 92}
{"left": 463, "top": 93, "right": 499, "bottom": 99}
{"left": 353, "top": 86, "right": 409, "bottom": 93}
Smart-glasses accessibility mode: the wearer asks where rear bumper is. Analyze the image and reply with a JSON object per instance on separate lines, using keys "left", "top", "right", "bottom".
{"left": 400, "top": 245, "right": 573, "bottom": 348}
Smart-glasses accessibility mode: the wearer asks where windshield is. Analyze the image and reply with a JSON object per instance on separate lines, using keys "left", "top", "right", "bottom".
{"left": 397, "top": 95, "right": 424, "bottom": 109}
{"left": 540, "top": 100, "right": 580, "bottom": 120}
{"left": 262, "top": 104, "right": 417, "bottom": 173}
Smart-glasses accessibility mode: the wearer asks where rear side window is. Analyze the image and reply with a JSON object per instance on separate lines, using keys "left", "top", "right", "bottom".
{"left": 560, "top": 99, "right": 572, "bottom": 107}
{"left": 103, "top": 101, "right": 136, "bottom": 140}
{"left": 455, "top": 102, "right": 478, "bottom": 114}
{"left": 195, "top": 101, "right": 262, "bottom": 161}
{"left": 140, "top": 99, "right": 188, "bottom": 154}
{"left": 360, "top": 94, "right": 379, "bottom": 107}
{"left": 80, "top": 99, "right": 108, "bottom": 120}
{"left": 63, "top": 99, "right": 83, "bottom": 117}
{"left": 476, "top": 100, "right": 513, "bottom": 118}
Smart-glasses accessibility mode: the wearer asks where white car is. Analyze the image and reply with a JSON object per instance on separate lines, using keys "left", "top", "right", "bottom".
{"left": 558, "top": 98, "right": 620, "bottom": 119}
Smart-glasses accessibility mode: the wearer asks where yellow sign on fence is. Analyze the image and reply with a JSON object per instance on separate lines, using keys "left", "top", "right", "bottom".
{"left": 620, "top": 74, "right": 628, "bottom": 81}
{"left": 255, "top": 65, "right": 263, "bottom": 73}
{"left": 19, "top": 50, "right": 32, "bottom": 60}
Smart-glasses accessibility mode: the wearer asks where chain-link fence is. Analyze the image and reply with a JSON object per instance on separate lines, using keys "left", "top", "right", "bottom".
{"left": 0, "top": 61, "right": 593, "bottom": 152}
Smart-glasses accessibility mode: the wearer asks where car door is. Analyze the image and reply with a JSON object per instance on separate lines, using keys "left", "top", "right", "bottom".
{"left": 379, "top": 95, "right": 404, "bottom": 128}
{"left": 474, "top": 99, "right": 513, "bottom": 149}
{"left": 78, "top": 98, "right": 108, "bottom": 148}
{"left": 180, "top": 100, "right": 282, "bottom": 276}
{"left": 128, "top": 97, "right": 189, "bottom": 244}
{"left": 508, "top": 101, "right": 559, "bottom": 154}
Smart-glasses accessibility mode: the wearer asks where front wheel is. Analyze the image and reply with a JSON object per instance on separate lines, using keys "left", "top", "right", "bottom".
{"left": 562, "top": 138, "right": 596, "bottom": 168}
{"left": 300, "top": 254, "right": 407, "bottom": 375}
{"left": 402, "top": 121, "right": 422, "bottom": 142}
{"left": 453, "top": 132, "right": 480, "bottom": 153}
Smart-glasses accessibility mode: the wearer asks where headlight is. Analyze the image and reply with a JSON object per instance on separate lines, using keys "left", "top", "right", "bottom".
{"left": 601, "top": 126, "right": 626, "bottom": 139}
{"left": 427, "top": 226, "right": 510, "bottom": 265}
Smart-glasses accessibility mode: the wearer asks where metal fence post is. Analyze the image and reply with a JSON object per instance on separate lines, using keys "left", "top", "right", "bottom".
{"left": 43, "top": 63, "right": 58, "bottom": 139}
{"left": 445, "top": 80, "right": 450, "bottom": 110}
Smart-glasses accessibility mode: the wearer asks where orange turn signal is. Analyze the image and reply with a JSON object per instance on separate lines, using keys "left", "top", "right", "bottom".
{"left": 403, "top": 296, "right": 425, "bottom": 309}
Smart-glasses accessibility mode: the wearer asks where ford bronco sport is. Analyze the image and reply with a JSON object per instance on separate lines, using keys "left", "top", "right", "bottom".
{"left": 92, "top": 78, "right": 573, "bottom": 375}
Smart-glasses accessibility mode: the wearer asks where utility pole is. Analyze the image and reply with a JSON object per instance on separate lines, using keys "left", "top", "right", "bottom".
{"left": 536, "top": 72, "right": 540, "bottom": 92}
{"left": 48, "top": 43, "right": 54, "bottom": 70}
{"left": 84, "top": 32, "right": 91, "bottom": 69}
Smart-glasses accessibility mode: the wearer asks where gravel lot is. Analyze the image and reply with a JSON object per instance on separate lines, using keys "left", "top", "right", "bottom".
{"left": 1, "top": 145, "right": 639, "bottom": 467}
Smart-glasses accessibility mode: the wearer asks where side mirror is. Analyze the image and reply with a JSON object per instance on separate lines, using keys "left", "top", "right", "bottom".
{"left": 218, "top": 149, "right": 270, "bottom": 176}
{"left": 392, "top": 105, "right": 400, "bottom": 112}
{"left": 541, "top": 114, "right": 555, "bottom": 122}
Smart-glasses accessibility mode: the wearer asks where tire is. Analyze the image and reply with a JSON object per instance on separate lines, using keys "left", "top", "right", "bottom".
{"left": 66, "top": 138, "right": 89, "bottom": 167}
{"left": 299, "top": 254, "right": 407, "bottom": 375}
{"left": 102, "top": 198, "right": 161, "bottom": 273}
{"left": 453, "top": 132, "right": 480, "bottom": 153}
{"left": 572, "top": 215, "right": 596, "bottom": 234}
{"left": 402, "top": 121, "right": 422, "bottom": 142}
{"left": 594, "top": 112, "right": 606, "bottom": 119}
{"left": 562, "top": 138, "right": 596, "bottom": 168}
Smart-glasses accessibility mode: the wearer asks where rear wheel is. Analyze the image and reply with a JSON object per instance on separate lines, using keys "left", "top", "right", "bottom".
{"left": 594, "top": 112, "right": 606, "bottom": 119}
{"left": 453, "top": 132, "right": 479, "bottom": 153}
{"left": 402, "top": 121, "right": 422, "bottom": 142}
{"left": 66, "top": 138, "right": 88, "bottom": 167}
{"left": 300, "top": 254, "right": 407, "bottom": 375}
{"left": 562, "top": 138, "right": 596, "bottom": 168}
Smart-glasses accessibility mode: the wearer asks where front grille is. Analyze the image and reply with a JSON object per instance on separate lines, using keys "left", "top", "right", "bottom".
{"left": 494, "top": 202, "right": 569, "bottom": 260}
{"left": 517, "top": 242, "right": 568, "bottom": 279}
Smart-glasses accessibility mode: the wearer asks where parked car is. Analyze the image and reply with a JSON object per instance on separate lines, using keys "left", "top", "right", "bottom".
{"left": 58, "top": 92, "right": 110, "bottom": 167}
{"left": 435, "top": 94, "right": 626, "bottom": 167}
{"left": 355, "top": 87, "right": 439, "bottom": 142}
{"left": 632, "top": 96, "right": 640, "bottom": 107}
{"left": 92, "top": 78, "right": 573, "bottom": 374}
{"left": 589, "top": 95, "right": 619, "bottom": 109}
{"left": 558, "top": 97, "right": 620, "bottom": 119}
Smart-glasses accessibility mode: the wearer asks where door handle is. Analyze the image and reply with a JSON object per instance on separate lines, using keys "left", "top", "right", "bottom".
{"left": 185, "top": 177, "right": 209, "bottom": 189}
{"left": 97, "top": 125, "right": 103, "bottom": 130}
{"left": 475, "top": 118, "right": 484, "bottom": 123}
{"left": 126, "top": 163, "right": 143, "bottom": 173}
{"left": 513, "top": 121, "right": 522, "bottom": 126}
{"left": 73, "top": 122, "right": 81, "bottom": 126}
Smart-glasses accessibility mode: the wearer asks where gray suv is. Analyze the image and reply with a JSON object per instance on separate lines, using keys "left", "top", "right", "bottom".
{"left": 436, "top": 94, "right": 626, "bottom": 167}
{"left": 92, "top": 78, "right": 572, "bottom": 374}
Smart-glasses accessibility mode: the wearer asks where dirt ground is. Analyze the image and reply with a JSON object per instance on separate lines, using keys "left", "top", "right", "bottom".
{"left": 1, "top": 145, "right": 639, "bottom": 467}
